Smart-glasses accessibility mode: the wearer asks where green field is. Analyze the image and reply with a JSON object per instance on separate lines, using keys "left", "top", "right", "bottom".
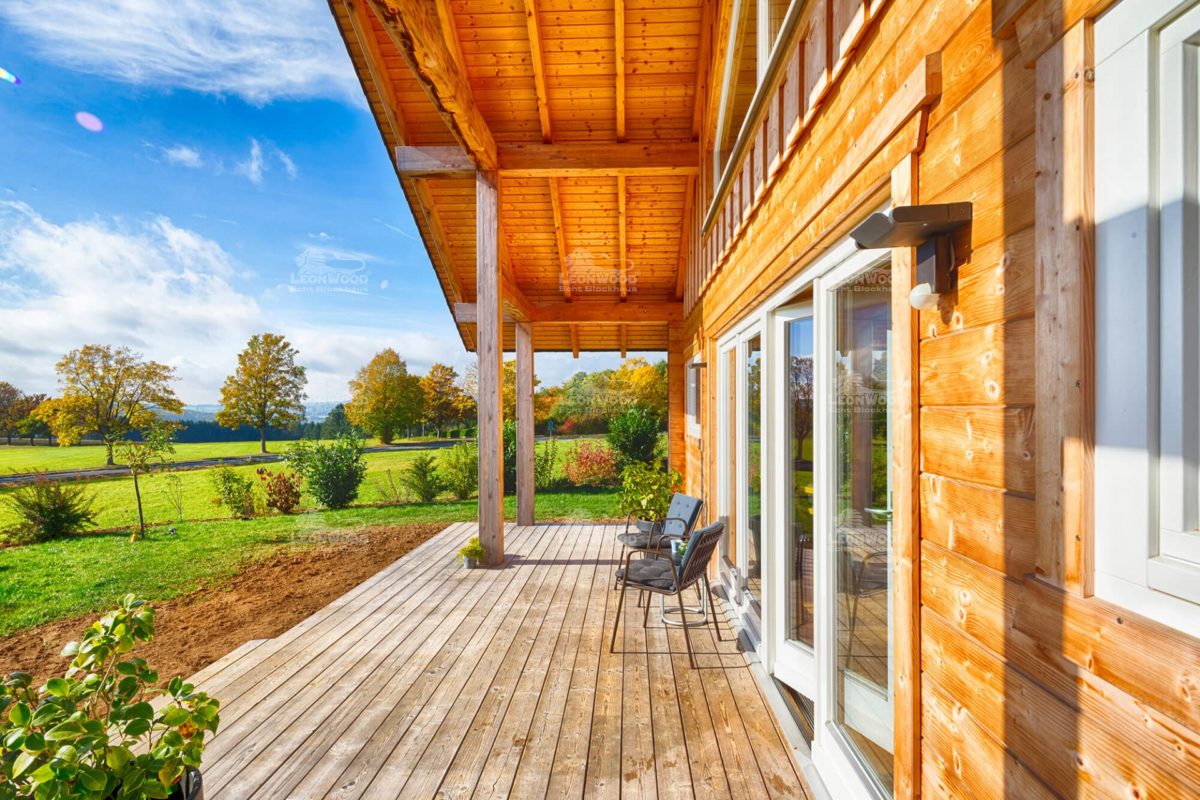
{"left": 0, "top": 487, "right": 617, "bottom": 636}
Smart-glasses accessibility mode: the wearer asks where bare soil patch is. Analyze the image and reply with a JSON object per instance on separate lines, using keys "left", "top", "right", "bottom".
{"left": 0, "top": 522, "right": 446, "bottom": 687}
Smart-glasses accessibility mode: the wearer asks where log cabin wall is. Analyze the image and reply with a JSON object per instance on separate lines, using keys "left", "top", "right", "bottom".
{"left": 683, "top": 0, "right": 1200, "bottom": 797}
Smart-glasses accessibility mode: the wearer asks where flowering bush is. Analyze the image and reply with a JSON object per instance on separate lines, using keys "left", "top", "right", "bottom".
{"left": 564, "top": 441, "right": 620, "bottom": 488}
{"left": 256, "top": 468, "right": 302, "bottom": 514}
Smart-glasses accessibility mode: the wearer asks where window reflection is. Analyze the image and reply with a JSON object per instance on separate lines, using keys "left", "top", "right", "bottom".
{"left": 785, "top": 317, "right": 814, "bottom": 649}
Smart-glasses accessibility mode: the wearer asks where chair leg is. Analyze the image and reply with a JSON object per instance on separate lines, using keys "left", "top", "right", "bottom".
{"left": 643, "top": 591, "right": 652, "bottom": 627}
{"left": 678, "top": 590, "right": 695, "bottom": 668}
{"left": 846, "top": 589, "right": 861, "bottom": 666}
{"left": 614, "top": 545, "right": 626, "bottom": 590}
{"left": 705, "top": 577, "right": 721, "bottom": 642}
{"left": 609, "top": 583, "right": 627, "bottom": 653}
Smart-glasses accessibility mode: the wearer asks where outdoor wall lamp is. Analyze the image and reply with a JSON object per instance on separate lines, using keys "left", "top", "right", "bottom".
{"left": 849, "top": 203, "right": 973, "bottom": 310}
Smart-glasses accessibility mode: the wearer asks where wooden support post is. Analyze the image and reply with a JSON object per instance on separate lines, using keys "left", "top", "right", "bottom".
{"left": 476, "top": 170, "right": 505, "bottom": 564}
{"left": 516, "top": 322, "right": 535, "bottom": 527}
{"left": 667, "top": 326, "right": 686, "bottom": 476}
{"left": 1034, "top": 21, "right": 1095, "bottom": 595}
{"left": 890, "top": 153, "right": 921, "bottom": 800}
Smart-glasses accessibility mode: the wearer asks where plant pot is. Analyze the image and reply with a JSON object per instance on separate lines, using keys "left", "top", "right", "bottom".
{"left": 463, "top": 557, "right": 478, "bottom": 569}
{"left": 168, "top": 768, "right": 204, "bottom": 800}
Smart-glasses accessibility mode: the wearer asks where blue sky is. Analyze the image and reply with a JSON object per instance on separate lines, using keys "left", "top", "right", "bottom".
{"left": 0, "top": 0, "right": 631, "bottom": 404}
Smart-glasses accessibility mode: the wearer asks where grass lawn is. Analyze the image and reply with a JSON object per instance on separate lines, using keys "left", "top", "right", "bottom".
{"left": 0, "top": 486, "right": 618, "bottom": 636}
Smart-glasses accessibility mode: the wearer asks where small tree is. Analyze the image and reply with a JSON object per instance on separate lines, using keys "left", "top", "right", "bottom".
{"left": 162, "top": 473, "right": 186, "bottom": 522}
{"left": 209, "top": 467, "right": 257, "bottom": 519}
{"left": 420, "top": 363, "right": 462, "bottom": 438}
{"left": 2, "top": 475, "right": 97, "bottom": 544}
{"left": 607, "top": 406, "right": 661, "bottom": 466}
{"left": 216, "top": 332, "right": 307, "bottom": 453}
{"left": 320, "top": 403, "right": 354, "bottom": 439}
{"left": 15, "top": 393, "right": 49, "bottom": 445}
{"left": 441, "top": 442, "right": 479, "bottom": 500}
{"left": 400, "top": 453, "right": 445, "bottom": 502}
{"left": 116, "top": 423, "right": 178, "bottom": 541}
{"left": 0, "top": 381, "right": 20, "bottom": 445}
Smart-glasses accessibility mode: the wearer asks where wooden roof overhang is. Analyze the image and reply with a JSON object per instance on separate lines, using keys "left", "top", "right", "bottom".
{"left": 330, "top": 0, "right": 708, "bottom": 355}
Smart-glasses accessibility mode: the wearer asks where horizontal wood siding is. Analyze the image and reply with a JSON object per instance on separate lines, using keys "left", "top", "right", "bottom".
{"left": 687, "top": 0, "right": 1200, "bottom": 798}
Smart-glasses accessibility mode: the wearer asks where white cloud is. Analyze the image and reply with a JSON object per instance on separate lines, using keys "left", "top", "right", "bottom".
{"left": 0, "top": 202, "right": 462, "bottom": 403}
{"left": 237, "top": 139, "right": 264, "bottom": 184}
{"left": 276, "top": 148, "right": 298, "bottom": 179}
{"left": 0, "top": 0, "right": 362, "bottom": 106}
{"left": 163, "top": 144, "right": 203, "bottom": 168}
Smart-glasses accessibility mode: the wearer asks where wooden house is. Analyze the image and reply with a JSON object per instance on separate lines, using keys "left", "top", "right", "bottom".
{"left": 326, "top": 0, "right": 1200, "bottom": 796}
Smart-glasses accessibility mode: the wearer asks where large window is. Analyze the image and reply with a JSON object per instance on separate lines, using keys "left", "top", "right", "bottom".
{"left": 1095, "top": 0, "right": 1200, "bottom": 637}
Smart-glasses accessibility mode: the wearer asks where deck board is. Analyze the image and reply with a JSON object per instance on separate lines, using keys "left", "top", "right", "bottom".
{"left": 194, "top": 523, "right": 810, "bottom": 799}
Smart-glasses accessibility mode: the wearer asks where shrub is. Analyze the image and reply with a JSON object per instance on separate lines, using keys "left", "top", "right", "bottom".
{"left": 400, "top": 453, "right": 445, "bottom": 502}
{"left": 617, "top": 461, "right": 682, "bottom": 522}
{"left": 502, "top": 419, "right": 517, "bottom": 493}
{"left": 441, "top": 442, "right": 478, "bottom": 500}
{"left": 209, "top": 467, "right": 257, "bottom": 519}
{"left": 1, "top": 475, "right": 96, "bottom": 543}
{"left": 374, "top": 468, "right": 406, "bottom": 504}
{"left": 285, "top": 436, "right": 367, "bottom": 510}
{"left": 535, "top": 436, "right": 561, "bottom": 490}
{"left": 564, "top": 441, "right": 620, "bottom": 488}
{"left": 256, "top": 468, "right": 303, "bottom": 514}
{"left": 0, "top": 595, "right": 220, "bottom": 800}
{"left": 607, "top": 406, "right": 660, "bottom": 466}
{"left": 459, "top": 536, "right": 488, "bottom": 563}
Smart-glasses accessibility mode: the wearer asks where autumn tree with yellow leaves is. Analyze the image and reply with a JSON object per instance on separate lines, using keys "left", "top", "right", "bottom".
{"left": 216, "top": 333, "right": 307, "bottom": 453}
{"left": 346, "top": 348, "right": 423, "bottom": 444}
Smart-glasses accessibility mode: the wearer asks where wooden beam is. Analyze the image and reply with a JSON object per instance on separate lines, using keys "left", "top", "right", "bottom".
{"left": 692, "top": 0, "right": 712, "bottom": 140}
{"left": 617, "top": 175, "right": 628, "bottom": 299}
{"left": 341, "top": 0, "right": 407, "bottom": 146}
{"left": 515, "top": 322, "right": 535, "bottom": 526}
{"left": 549, "top": 178, "right": 572, "bottom": 301}
{"left": 475, "top": 169, "right": 505, "bottom": 565}
{"left": 890, "top": 153, "right": 921, "bottom": 800}
{"left": 522, "top": 0, "right": 553, "bottom": 142}
{"left": 615, "top": 0, "right": 626, "bottom": 141}
{"left": 370, "top": 0, "right": 498, "bottom": 170}
{"left": 456, "top": 301, "right": 682, "bottom": 326}
{"left": 570, "top": 325, "right": 580, "bottom": 358}
{"left": 1034, "top": 21, "right": 1094, "bottom": 596}
{"left": 498, "top": 231, "right": 534, "bottom": 322}
{"left": 498, "top": 141, "right": 698, "bottom": 177}
{"left": 394, "top": 145, "right": 473, "bottom": 176}
{"left": 619, "top": 324, "right": 627, "bottom": 359}
{"left": 675, "top": 175, "right": 696, "bottom": 300}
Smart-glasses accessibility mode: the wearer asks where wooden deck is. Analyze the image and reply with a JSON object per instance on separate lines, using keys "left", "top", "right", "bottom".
{"left": 187, "top": 522, "right": 811, "bottom": 799}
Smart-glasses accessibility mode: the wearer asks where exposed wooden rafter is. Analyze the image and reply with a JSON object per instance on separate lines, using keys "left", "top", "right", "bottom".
{"left": 549, "top": 179, "right": 572, "bottom": 301}
{"left": 570, "top": 325, "right": 580, "bottom": 358}
{"left": 370, "top": 0, "right": 498, "bottom": 169}
{"left": 615, "top": 0, "right": 626, "bottom": 141}
{"left": 617, "top": 175, "right": 628, "bottom": 299}
{"left": 454, "top": 301, "right": 682, "bottom": 325}
{"left": 692, "top": 0, "right": 712, "bottom": 140}
{"left": 619, "top": 324, "right": 627, "bottom": 358}
{"left": 522, "top": 0, "right": 553, "bottom": 142}
{"left": 393, "top": 142, "right": 698, "bottom": 177}
{"left": 675, "top": 174, "right": 696, "bottom": 300}
{"left": 342, "top": 0, "right": 408, "bottom": 147}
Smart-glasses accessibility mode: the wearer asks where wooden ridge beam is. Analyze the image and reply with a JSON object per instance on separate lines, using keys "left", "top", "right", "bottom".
{"left": 617, "top": 175, "right": 628, "bottom": 299}
{"left": 370, "top": 0, "right": 498, "bottom": 170}
{"left": 454, "top": 300, "right": 683, "bottom": 325}
{"left": 615, "top": 0, "right": 626, "bottom": 141}
{"left": 522, "top": 0, "right": 553, "bottom": 142}
{"left": 549, "top": 179, "right": 572, "bottom": 301}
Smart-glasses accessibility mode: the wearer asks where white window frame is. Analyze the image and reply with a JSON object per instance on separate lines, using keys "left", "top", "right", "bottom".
{"left": 1095, "top": 0, "right": 1200, "bottom": 638}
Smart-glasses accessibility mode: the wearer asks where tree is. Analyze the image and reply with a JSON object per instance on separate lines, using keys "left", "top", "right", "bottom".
{"left": 34, "top": 345, "right": 183, "bottom": 465}
{"left": 420, "top": 363, "right": 462, "bottom": 437}
{"left": 0, "top": 382, "right": 21, "bottom": 445}
{"left": 115, "top": 422, "right": 177, "bottom": 541}
{"left": 216, "top": 333, "right": 307, "bottom": 453}
{"left": 608, "top": 357, "right": 668, "bottom": 421}
{"left": 320, "top": 403, "right": 354, "bottom": 439}
{"left": 15, "top": 393, "right": 48, "bottom": 445}
{"left": 345, "top": 349, "right": 423, "bottom": 444}
{"left": 454, "top": 365, "right": 477, "bottom": 429}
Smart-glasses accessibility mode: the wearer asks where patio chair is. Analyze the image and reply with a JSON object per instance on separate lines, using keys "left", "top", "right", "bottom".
{"left": 610, "top": 520, "right": 725, "bottom": 668}
{"left": 616, "top": 491, "right": 703, "bottom": 561}
{"left": 841, "top": 547, "right": 889, "bottom": 666}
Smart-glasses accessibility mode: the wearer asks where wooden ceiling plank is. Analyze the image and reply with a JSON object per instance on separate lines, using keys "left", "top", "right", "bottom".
{"left": 548, "top": 178, "right": 573, "bottom": 301}
{"left": 615, "top": 0, "right": 626, "bottom": 140}
{"left": 522, "top": 0, "right": 554, "bottom": 142}
{"left": 371, "top": 0, "right": 499, "bottom": 169}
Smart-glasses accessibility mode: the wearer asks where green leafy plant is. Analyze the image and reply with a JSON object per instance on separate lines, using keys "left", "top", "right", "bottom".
{"left": 2, "top": 475, "right": 97, "bottom": 544}
{"left": 373, "top": 468, "right": 406, "bottom": 505}
{"left": 534, "top": 436, "right": 560, "bottom": 490}
{"left": 0, "top": 595, "right": 220, "bottom": 799}
{"left": 606, "top": 406, "right": 660, "bottom": 466}
{"left": 116, "top": 422, "right": 178, "bottom": 541}
{"left": 255, "top": 468, "right": 302, "bottom": 515}
{"left": 399, "top": 454, "right": 445, "bottom": 503}
{"left": 208, "top": 467, "right": 257, "bottom": 519}
{"left": 285, "top": 436, "right": 367, "bottom": 510}
{"left": 458, "top": 536, "right": 487, "bottom": 563}
{"left": 502, "top": 420, "right": 517, "bottom": 493}
{"left": 617, "top": 461, "right": 682, "bottom": 522}
{"left": 440, "top": 443, "right": 478, "bottom": 501}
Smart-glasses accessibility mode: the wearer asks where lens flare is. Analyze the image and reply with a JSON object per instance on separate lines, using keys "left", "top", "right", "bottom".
{"left": 75, "top": 111, "right": 104, "bottom": 132}
{"left": 0, "top": 68, "right": 19, "bottom": 85}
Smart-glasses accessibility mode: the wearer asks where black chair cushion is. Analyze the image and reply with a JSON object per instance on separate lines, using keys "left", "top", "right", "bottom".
{"left": 616, "top": 530, "right": 676, "bottom": 550}
{"left": 615, "top": 558, "right": 675, "bottom": 591}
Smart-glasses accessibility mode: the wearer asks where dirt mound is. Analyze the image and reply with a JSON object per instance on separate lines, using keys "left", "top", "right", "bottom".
{"left": 0, "top": 522, "right": 446, "bottom": 687}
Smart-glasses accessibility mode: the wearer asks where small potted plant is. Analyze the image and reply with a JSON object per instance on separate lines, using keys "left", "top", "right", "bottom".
{"left": 0, "top": 595, "right": 220, "bottom": 799}
{"left": 459, "top": 536, "right": 488, "bottom": 569}
{"left": 617, "top": 461, "right": 683, "bottom": 532}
